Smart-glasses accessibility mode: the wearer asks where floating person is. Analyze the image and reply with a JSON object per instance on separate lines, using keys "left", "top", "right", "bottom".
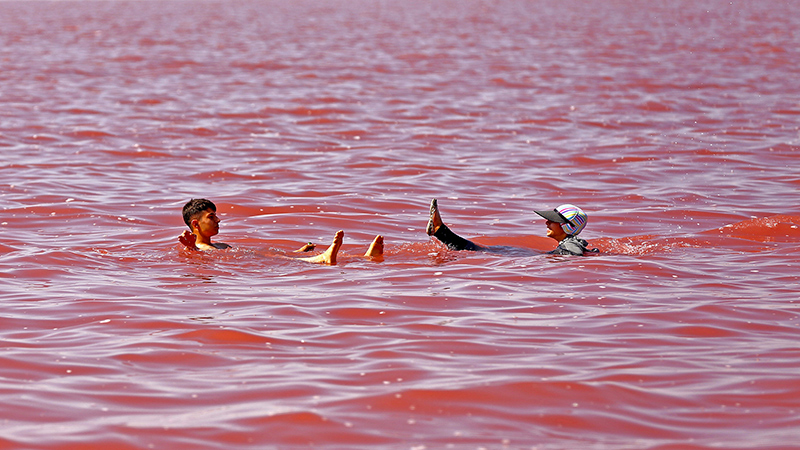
{"left": 178, "top": 198, "right": 383, "bottom": 264}
{"left": 426, "top": 198, "right": 597, "bottom": 256}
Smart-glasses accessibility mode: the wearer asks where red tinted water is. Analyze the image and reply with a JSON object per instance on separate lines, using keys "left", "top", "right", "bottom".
{"left": 2, "top": 1, "right": 800, "bottom": 449}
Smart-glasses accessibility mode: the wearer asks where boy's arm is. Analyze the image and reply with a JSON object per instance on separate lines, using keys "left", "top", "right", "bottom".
{"left": 294, "top": 242, "right": 316, "bottom": 252}
{"left": 178, "top": 230, "right": 199, "bottom": 251}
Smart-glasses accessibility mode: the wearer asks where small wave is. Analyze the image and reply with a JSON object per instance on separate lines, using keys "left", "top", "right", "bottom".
{"left": 71, "top": 129, "right": 116, "bottom": 138}
{"left": 174, "top": 328, "right": 271, "bottom": 346}
{"left": 710, "top": 214, "right": 800, "bottom": 243}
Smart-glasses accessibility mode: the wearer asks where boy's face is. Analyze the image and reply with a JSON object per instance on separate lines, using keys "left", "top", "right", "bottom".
{"left": 192, "top": 208, "right": 221, "bottom": 238}
{"left": 545, "top": 220, "right": 567, "bottom": 241}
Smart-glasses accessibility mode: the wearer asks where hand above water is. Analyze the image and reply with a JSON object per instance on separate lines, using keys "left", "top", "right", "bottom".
{"left": 294, "top": 242, "right": 316, "bottom": 252}
{"left": 178, "top": 230, "right": 198, "bottom": 251}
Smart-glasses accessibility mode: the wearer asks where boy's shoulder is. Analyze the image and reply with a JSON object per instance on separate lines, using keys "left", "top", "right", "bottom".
{"left": 197, "top": 242, "right": 230, "bottom": 251}
{"left": 551, "top": 236, "right": 595, "bottom": 256}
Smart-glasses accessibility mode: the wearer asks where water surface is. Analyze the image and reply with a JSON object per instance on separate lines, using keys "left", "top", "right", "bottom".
{"left": 1, "top": 1, "right": 799, "bottom": 449}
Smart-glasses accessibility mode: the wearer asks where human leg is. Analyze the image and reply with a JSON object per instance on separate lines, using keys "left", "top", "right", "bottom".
{"left": 364, "top": 235, "right": 384, "bottom": 258}
{"left": 426, "top": 199, "right": 484, "bottom": 251}
{"left": 298, "top": 230, "right": 344, "bottom": 264}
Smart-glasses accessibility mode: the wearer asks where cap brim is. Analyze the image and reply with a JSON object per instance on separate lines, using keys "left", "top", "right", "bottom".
{"left": 534, "top": 209, "right": 567, "bottom": 223}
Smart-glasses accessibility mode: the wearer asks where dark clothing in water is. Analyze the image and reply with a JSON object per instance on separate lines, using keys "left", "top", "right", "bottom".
{"left": 432, "top": 224, "right": 485, "bottom": 251}
{"left": 433, "top": 224, "right": 596, "bottom": 256}
{"left": 548, "top": 235, "right": 596, "bottom": 256}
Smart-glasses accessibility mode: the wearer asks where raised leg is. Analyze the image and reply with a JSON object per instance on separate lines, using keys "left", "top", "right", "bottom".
{"left": 299, "top": 230, "right": 344, "bottom": 265}
{"left": 426, "top": 199, "right": 484, "bottom": 251}
{"left": 426, "top": 198, "right": 443, "bottom": 236}
{"left": 364, "top": 235, "right": 384, "bottom": 258}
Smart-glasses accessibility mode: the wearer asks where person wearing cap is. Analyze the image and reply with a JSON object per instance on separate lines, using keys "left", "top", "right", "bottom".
{"left": 425, "top": 198, "right": 596, "bottom": 256}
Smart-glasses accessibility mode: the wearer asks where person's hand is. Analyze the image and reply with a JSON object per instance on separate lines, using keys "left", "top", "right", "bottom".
{"left": 178, "top": 230, "right": 198, "bottom": 251}
{"left": 294, "top": 242, "right": 316, "bottom": 252}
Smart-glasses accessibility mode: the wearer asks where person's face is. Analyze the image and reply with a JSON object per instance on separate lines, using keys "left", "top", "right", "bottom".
{"left": 192, "top": 208, "right": 220, "bottom": 238}
{"left": 545, "top": 219, "right": 568, "bottom": 241}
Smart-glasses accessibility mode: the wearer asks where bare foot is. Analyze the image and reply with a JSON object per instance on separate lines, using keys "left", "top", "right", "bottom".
{"left": 178, "top": 230, "right": 198, "bottom": 251}
{"left": 294, "top": 242, "right": 316, "bottom": 253}
{"left": 300, "top": 230, "right": 344, "bottom": 265}
{"left": 364, "top": 235, "right": 384, "bottom": 259}
{"left": 426, "top": 198, "right": 443, "bottom": 236}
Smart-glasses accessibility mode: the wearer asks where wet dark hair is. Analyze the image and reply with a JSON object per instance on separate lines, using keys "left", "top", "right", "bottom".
{"left": 182, "top": 198, "right": 216, "bottom": 228}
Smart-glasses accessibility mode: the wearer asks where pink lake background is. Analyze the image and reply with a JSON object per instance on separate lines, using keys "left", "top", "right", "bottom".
{"left": 1, "top": 1, "right": 799, "bottom": 449}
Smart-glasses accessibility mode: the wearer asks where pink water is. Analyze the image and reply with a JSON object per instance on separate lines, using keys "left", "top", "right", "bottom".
{"left": 2, "top": 1, "right": 800, "bottom": 449}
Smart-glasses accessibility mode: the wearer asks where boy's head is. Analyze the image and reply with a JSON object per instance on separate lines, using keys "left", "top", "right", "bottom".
{"left": 534, "top": 204, "right": 588, "bottom": 236}
{"left": 182, "top": 198, "right": 217, "bottom": 230}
